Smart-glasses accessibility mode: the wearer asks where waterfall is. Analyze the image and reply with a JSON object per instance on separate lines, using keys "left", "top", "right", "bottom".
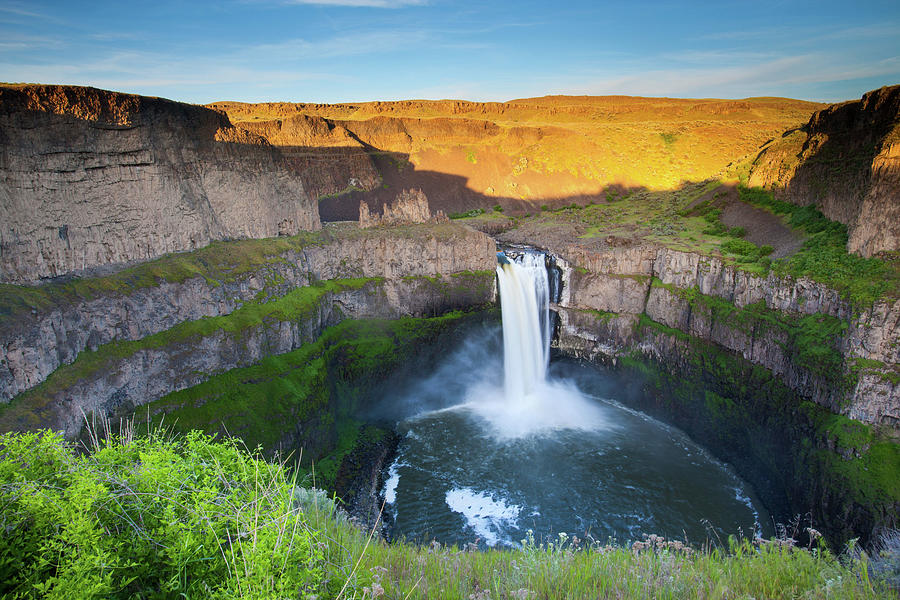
{"left": 496, "top": 251, "right": 550, "bottom": 401}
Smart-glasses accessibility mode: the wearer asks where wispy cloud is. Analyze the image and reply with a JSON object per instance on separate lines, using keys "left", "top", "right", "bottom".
{"left": 0, "top": 32, "right": 64, "bottom": 50}
{"left": 282, "top": 0, "right": 426, "bottom": 7}
{"left": 0, "top": 1, "right": 65, "bottom": 25}
{"left": 661, "top": 49, "right": 779, "bottom": 64}
{"left": 89, "top": 32, "right": 143, "bottom": 42}
{"left": 817, "top": 23, "right": 900, "bottom": 40}
{"left": 238, "top": 29, "right": 429, "bottom": 61}
{"left": 0, "top": 3, "right": 48, "bottom": 19}
{"left": 567, "top": 54, "right": 900, "bottom": 100}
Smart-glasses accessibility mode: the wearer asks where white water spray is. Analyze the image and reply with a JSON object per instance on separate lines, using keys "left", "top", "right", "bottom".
{"left": 495, "top": 252, "right": 550, "bottom": 401}
{"left": 455, "top": 250, "right": 609, "bottom": 438}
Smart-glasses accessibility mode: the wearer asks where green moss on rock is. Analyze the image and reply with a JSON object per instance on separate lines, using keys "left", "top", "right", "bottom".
{"left": 619, "top": 317, "right": 899, "bottom": 547}
{"left": 135, "top": 311, "right": 485, "bottom": 490}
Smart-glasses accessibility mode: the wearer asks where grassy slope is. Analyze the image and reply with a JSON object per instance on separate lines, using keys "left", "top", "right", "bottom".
{"left": 484, "top": 182, "right": 900, "bottom": 307}
{"left": 136, "top": 312, "right": 483, "bottom": 486}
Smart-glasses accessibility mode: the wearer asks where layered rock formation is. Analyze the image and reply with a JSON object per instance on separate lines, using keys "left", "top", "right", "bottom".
{"left": 0, "top": 85, "right": 320, "bottom": 284}
{"left": 749, "top": 85, "right": 900, "bottom": 257}
{"left": 0, "top": 223, "right": 495, "bottom": 417}
{"left": 496, "top": 229, "right": 899, "bottom": 428}
{"left": 213, "top": 96, "right": 821, "bottom": 219}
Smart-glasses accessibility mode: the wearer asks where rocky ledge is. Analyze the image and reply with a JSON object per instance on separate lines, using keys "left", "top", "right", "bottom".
{"left": 497, "top": 231, "right": 898, "bottom": 428}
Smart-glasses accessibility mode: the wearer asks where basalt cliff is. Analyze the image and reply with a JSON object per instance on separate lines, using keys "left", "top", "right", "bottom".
{"left": 0, "top": 85, "right": 320, "bottom": 284}
{"left": 749, "top": 85, "right": 900, "bottom": 257}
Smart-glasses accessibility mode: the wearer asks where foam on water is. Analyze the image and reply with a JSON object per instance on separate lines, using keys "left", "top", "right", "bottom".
{"left": 445, "top": 487, "right": 520, "bottom": 546}
{"left": 383, "top": 460, "right": 403, "bottom": 505}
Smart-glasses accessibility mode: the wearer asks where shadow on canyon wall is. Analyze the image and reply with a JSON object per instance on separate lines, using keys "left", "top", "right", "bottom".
{"left": 315, "top": 143, "right": 649, "bottom": 222}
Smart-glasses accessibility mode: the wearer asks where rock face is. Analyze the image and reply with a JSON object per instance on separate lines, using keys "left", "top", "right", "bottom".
{"left": 237, "top": 114, "right": 380, "bottom": 201}
{"left": 0, "top": 85, "right": 321, "bottom": 284}
{"left": 749, "top": 85, "right": 900, "bottom": 257}
{"left": 500, "top": 236, "right": 898, "bottom": 428}
{"left": 359, "top": 189, "right": 448, "bottom": 228}
{"left": 0, "top": 222, "right": 496, "bottom": 438}
{"left": 0, "top": 223, "right": 495, "bottom": 406}
{"left": 212, "top": 96, "right": 820, "bottom": 220}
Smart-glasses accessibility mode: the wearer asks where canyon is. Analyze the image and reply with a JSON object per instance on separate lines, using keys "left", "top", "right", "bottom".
{"left": 0, "top": 83, "right": 898, "bottom": 546}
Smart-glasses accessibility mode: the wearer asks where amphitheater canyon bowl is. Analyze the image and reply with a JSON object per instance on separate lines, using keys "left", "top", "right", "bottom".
{"left": 0, "top": 83, "right": 898, "bottom": 549}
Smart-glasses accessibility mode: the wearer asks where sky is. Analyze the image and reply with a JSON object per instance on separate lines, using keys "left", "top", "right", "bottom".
{"left": 1, "top": 0, "right": 898, "bottom": 104}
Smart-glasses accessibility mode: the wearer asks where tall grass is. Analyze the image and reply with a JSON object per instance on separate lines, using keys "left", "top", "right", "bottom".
{"left": 1, "top": 427, "right": 892, "bottom": 599}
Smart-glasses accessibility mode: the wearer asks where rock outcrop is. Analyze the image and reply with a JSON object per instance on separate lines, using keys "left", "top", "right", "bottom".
{"left": 749, "top": 85, "right": 900, "bottom": 257}
{"left": 497, "top": 228, "right": 899, "bottom": 427}
{"left": 0, "top": 85, "right": 321, "bottom": 284}
{"left": 359, "top": 189, "right": 448, "bottom": 228}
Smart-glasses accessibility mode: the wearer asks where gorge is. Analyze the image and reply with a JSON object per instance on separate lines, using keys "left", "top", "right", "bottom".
{"left": 0, "top": 83, "right": 898, "bottom": 555}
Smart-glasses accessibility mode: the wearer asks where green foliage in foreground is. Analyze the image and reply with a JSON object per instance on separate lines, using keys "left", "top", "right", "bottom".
{"left": 0, "top": 430, "right": 324, "bottom": 600}
{"left": 1, "top": 430, "right": 893, "bottom": 599}
{"left": 738, "top": 186, "right": 899, "bottom": 306}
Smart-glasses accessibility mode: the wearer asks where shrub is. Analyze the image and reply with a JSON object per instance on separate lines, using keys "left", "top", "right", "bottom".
{"left": 0, "top": 429, "right": 325, "bottom": 599}
{"left": 721, "top": 239, "right": 773, "bottom": 264}
{"left": 449, "top": 208, "right": 485, "bottom": 219}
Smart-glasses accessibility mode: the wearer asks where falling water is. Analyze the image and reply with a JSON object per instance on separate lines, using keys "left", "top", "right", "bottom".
{"left": 495, "top": 251, "right": 550, "bottom": 401}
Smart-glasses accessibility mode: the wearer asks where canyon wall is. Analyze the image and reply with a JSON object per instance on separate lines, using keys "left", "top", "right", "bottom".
{"left": 0, "top": 85, "right": 321, "bottom": 284}
{"left": 507, "top": 238, "right": 899, "bottom": 543}
{"left": 496, "top": 230, "right": 899, "bottom": 428}
{"left": 238, "top": 114, "right": 381, "bottom": 201}
{"left": 749, "top": 85, "right": 900, "bottom": 257}
{"left": 213, "top": 96, "right": 820, "bottom": 220}
{"left": 0, "top": 223, "right": 496, "bottom": 426}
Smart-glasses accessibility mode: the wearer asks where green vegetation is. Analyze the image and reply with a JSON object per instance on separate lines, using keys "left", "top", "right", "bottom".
{"left": 0, "top": 278, "right": 379, "bottom": 433}
{"left": 659, "top": 131, "right": 678, "bottom": 149}
{"left": 495, "top": 181, "right": 897, "bottom": 305}
{"left": 1, "top": 429, "right": 893, "bottom": 599}
{"left": 629, "top": 313, "right": 899, "bottom": 546}
{"left": 465, "top": 149, "right": 477, "bottom": 164}
{"left": 0, "top": 429, "right": 325, "bottom": 599}
{"left": 720, "top": 238, "right": 774, "bottom": 263}
{"left": 738, "top": 186, "right": 900, "bottom": 306}
{"left": 649, "top": 279, "right": 848, "bottom": 386}
{"left": 137, "top": 312, "right": 484, "bottom": 487}
{"left": 449, "top": 207, "right": 485, "bottom": 219}
{"left": 0, "top": 231, "right": 326, "bottom": 321}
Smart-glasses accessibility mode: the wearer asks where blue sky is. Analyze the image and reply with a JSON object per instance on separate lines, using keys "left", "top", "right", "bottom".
{"left": 1, "top": 0, "right": 898, "bottom": 104}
